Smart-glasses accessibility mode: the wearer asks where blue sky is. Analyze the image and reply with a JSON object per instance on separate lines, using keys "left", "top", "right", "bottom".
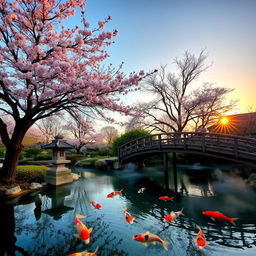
{"left": 69, "top": 0, "right": 256, "bottom": 112}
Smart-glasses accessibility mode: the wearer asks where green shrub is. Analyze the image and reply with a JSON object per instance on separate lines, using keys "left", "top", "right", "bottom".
{"left": 26, "top": 160, "right": 51, "bottom": 165}
{"left": 98, "top": 147, "right": 113, "bottom": 156}
{"left": 112, "top": 129, "right": 150, "bottom": 156}
{"left": 19, "top": 150, "right": 26, "bottom": 160}
{"left": 24, "top": 148, "right": 42, "bottom": 160}
{"left": 66, "top": 153, "right": 85, "bottom": 162}
{"left": 0, "top": 146, "right": 6, "bottom": 158}
{"left": 18, "top": 158, "right": 34, "bottom": 165}
{"left": 16, "top": 165, "right": 49, "bottom": 182}
{"left": 79, "top": 156, "right": 106, "bottom": 167}
{"left": 36, "top": 152, "right": 52, "bottom": 160}
{"left": 94, "top": 159, "right": 107, "bottom": 169}
{"left": 85, "top": 151, "right": 99, "bottom": 157}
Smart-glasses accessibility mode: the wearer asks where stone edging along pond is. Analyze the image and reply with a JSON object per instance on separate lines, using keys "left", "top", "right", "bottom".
{"left": 0, "top": 173, "right": 80, "bottom": 199}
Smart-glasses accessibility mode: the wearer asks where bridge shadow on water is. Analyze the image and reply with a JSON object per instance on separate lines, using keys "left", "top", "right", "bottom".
{"left": 111, "top": 162, "right": 256, "bottom": 252}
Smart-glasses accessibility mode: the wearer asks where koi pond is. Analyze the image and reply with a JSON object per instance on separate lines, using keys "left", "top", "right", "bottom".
{"left": 1, "top": 163, "right": 256, "bottom": 256}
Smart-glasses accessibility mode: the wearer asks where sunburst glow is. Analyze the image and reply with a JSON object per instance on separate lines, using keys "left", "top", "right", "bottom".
{"left": 220, "top": 117, "right": 229, "bottom": 125}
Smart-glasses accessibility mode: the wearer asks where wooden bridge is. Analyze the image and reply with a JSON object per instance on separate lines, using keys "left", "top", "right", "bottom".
{"left": 118, "top": 132, "right": 256, "bottom": 166}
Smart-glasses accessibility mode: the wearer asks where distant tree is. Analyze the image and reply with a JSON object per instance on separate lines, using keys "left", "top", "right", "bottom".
{"left": 63, "top": 112, "right": 99, "bottom": 154}
{"left": 0, "top": 0, "right": 150, "bottom": 181}
{"left": 112, "top": 129, "right": 149, "bottom": 155}
{"left": 139, "top": 51, "right": 235, "bottom": 133}
{"left": 125, "top": 116, "right": 145, "bottom": 132}
{"left": 192, "top": 84, "right": 236, "bottom": 131}
{"left": 36, "top": 117, "right": 63, "bottom": 144}
{"left": 101, "top": 126, "right": 118, "bottom": 144}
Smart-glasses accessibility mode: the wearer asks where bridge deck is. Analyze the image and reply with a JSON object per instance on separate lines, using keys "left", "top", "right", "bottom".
{"left": 118, "top": 132, "right": 256, "bottom": 166}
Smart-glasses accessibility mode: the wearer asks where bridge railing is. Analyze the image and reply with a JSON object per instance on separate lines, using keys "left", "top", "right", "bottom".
{"left": 118, "top": 132, "right": 256, "bottom": 161}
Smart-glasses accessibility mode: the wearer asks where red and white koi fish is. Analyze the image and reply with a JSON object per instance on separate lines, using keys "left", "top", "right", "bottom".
{"left": 90, "top": 200, "right": 102, "bottom": 210}
{"left": 202, "top": 211, "right": 238, "bottom": 225}
{"left": 163, "top": 208, "right": 183, "bottom": 223}
{"left": 132, "top": 232, "right": 168, "bottom": 250}
{"left": 123, "top": 208, "right": 134, "bottom": 224}
{"left": 106, "top": 189, "right": 122, "bottom": 198}
{"left": 195, "top": 225, "right": 208, "bottom": 250}
{"left": 138, "top": 187, "right": 146, "bottom": 193}
{"left": 159, "top": 196, "right": 174, "bottom": 201}
{"left": 74, "top": 214, "right": 93, "bottom": 244}
{"left": 67, "top": 247, "right": 98, "bottom": 256}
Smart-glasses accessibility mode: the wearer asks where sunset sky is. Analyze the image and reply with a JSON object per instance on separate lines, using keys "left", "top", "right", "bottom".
{"left": 71, "top": 0, "right": 256, "bottom": 113}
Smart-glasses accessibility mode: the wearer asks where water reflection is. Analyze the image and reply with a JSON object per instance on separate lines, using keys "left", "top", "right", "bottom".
{"left": 0, "top": 202, "right": 30, "bottom": 256}
{"left": 43, "top": 187, "right": 73, "bottom": 220}
{"left": 1, "top": 163, "right": 256, "bottom": 255}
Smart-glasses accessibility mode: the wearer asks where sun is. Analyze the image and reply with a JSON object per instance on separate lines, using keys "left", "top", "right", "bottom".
{"left": 220, "top": 117, "right": 229, "bottom": 125}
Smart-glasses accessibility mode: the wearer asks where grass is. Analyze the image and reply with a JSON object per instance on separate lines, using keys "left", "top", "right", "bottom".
{"left": 16, "top": 165, "right": 49, "bottom": 183}
{"left": 79, "top": 156, "right": 108, "bottom": 167}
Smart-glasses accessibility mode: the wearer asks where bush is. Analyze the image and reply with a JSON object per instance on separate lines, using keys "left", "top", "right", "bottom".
{"left": 0, "top": 146, "right": 6, "bottom": 158}
{"left": 26, "top": 160, "right": 51, "bottom": 165}
{"left": 112, "top": 129, "right": 150, "bottom": 156}
{"left": 16, "top": 165, "right": 49, "bottom": 183}
{"left": 18, "top": 158, "right": 34, "bottom": 165}
{"left": 85, "top": 151, "right": 99, "bottom": 157}
{"left": 66, "top": 153, "right": 85, "bottom": 162}
{"left": 98, "top": 147, "right": 113, "bottom": 156}
{"left": 94, "top": 159, "right": 107, "bottom": 169}
{"left": 79, "top": 156, "right": 106, "bottom": 167}
{"left": 24, "top": 148, "right": 42, "bottom": 160}
{"left": 36, "top": 151, "right": 52, "bottom": 160}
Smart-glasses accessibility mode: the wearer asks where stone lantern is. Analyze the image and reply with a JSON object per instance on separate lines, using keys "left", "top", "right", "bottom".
{"left": 41, "top": 135, "right": 74, "bottom": 186}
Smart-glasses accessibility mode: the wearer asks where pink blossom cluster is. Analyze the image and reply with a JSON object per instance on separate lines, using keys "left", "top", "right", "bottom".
{"left": 0, "top": 0, "right": 149, "bottom": 125}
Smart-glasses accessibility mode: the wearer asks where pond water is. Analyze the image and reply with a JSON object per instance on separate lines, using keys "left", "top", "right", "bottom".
{"left": 1, "top": 162, "right": 256, "bottom": 256}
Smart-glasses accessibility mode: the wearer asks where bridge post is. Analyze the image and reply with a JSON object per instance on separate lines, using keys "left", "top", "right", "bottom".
{"left": 163, "top": 152, "right": 169, "bottom": 190}
{"left": 172, "top": 152, "right": 178, "bottom": 193}
{"left": 158, "top": 134, "right": 162, "bottom": 149}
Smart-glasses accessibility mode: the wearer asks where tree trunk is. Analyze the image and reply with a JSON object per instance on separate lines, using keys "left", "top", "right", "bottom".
{"left": 1, "top": 144, "right": 24, "bottom": 182}
{"left": 0, "top": 122, "right": 30, "bottom": 182}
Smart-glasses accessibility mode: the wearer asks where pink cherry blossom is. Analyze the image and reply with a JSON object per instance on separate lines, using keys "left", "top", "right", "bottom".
{"left": 0, "top": 0, "right": 155, "bottom": 181}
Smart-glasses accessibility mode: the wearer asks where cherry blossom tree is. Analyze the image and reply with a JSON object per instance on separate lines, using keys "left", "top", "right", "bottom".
{"left": 0, "top": 0, "right": 149, "bottom": 181}
{"left": 63, "top": 112, "right": 100, "bottom": 154}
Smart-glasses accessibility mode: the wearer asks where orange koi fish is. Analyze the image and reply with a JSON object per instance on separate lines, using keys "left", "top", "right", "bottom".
{"left": 195, "top": 225, "right": 208, "bottom": 250}
{"left": 123, "top": 208, "right": 134, "bottom": 224}
{"left": 138, "top": 187, "right": 146, "bottom": 193}
{"left": 74, "top": 215, "right": 93, "bottom": 244}
{"left": 163, "top": 208, "right": 183, "bottom": 223}
{"left": 68, "top": 247, "right": 98, "bottom": 256}
{"left": 90, "top": 201, "right": 102, "bottom": 210}
{"left": 106, "top": 189, "right": 122, "bottom": 198}
{"left": 159, "top": 196, "right": 174, "bottom": 201}
{"left": 132, "top": 232, "right": 168, "bottom": 250}
{"left": 202, "top": 211, "right": 238, "bottom": 225}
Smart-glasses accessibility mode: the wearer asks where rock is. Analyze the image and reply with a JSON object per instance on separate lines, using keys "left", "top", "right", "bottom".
{"left": 211, "top": 168, "right": 224, "bottom": 181}
{"left": 5, "top": 186, "right": 21, "bottom": 195}
{"left": 35, "top": 193, "right": 42, "bottom": 207}
{"left": 72, "top": 173, "right": 80, "bottom": 181}
{"left": 29, "top": 182, "right": 43, "bottom": 190}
